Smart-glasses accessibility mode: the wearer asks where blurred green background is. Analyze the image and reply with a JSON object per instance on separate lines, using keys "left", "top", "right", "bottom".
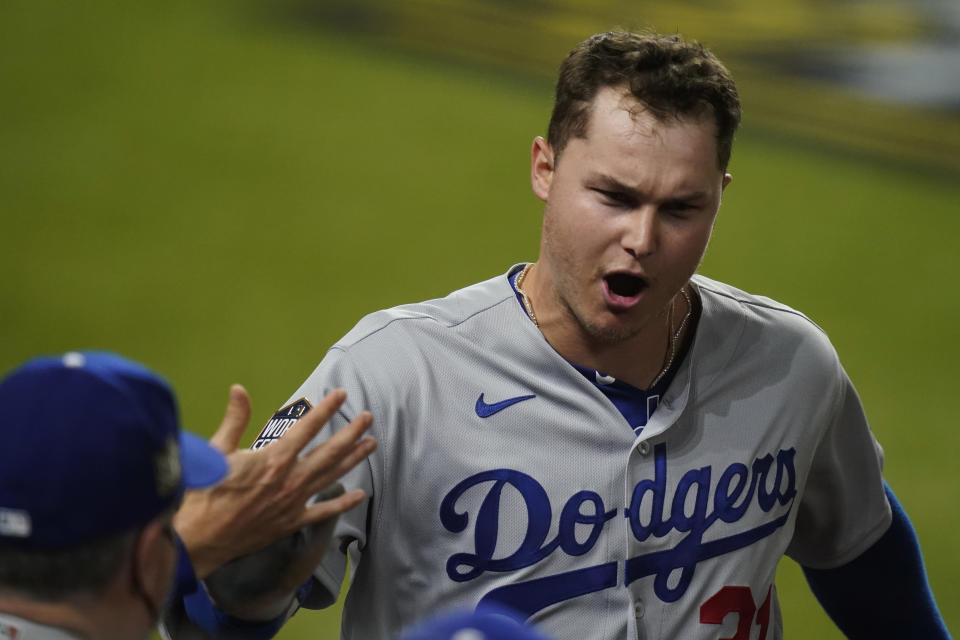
{"left": 1, "top": 0, "right": 957, "bottom": 637}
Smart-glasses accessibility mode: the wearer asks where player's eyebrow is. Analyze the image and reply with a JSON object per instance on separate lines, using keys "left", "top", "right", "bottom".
{"left": 588, "top": 174, "right": 638, "bottom": 194}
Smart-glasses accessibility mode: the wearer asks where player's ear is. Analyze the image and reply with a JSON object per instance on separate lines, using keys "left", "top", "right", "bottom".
{"left": 722, "top": 172, "right": 732, "bottom": 191}
{"left": 530, "top": 136, "right": 555, "bottom": 203}
{"left": 133, "top": 519, "right": 177, "bottom": 602}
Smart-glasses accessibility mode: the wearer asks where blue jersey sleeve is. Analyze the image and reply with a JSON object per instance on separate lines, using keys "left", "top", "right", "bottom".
{"left": 180, "top": 587, "right": 289, "bottom": 640}
{"left": 802, "top": 481, "right": 951, "bottom": 639}
{"left": 163, "top": 534, "right": 307, "bottom": 640}
{"left": 172, "top": 532, "right": 200, "bottom": 599}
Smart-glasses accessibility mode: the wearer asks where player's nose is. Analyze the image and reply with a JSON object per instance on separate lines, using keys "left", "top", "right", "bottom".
{"left": 622, "top": 206, "right": 658, "bottom": 259}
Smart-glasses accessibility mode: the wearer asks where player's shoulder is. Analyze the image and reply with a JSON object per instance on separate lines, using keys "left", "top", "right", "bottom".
{"left": 332, "top": 267, "right": 518, "bottom": 351}
{"left": 693, "top": 274, "right": 840, "bottom": 365}
{"left": 694, "top": 274, "right": 823, "bottom": 331}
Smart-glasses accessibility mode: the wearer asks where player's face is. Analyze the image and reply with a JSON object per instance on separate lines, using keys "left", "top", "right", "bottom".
{"left": 530, "top": 86, "right": 731, "bottom": 353}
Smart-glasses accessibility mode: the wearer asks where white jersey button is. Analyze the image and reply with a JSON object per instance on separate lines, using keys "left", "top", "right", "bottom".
{"left": 634, "top": 598, "right": 645, "bottom": 618}
{"left": 638, "top": 441, "right": 651, "bottom": 456}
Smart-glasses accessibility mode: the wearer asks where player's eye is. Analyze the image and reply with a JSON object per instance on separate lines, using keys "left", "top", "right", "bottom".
{"left": 661, "top": 201, "right": 696, "bottom": 218}
{"left": 594, "top": 189, "right": 635, "bottom": 208}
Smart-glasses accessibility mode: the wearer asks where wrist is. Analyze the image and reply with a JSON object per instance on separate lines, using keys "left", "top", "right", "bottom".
{"left": 173, "top": 516, "right": 223, "bottom": 580}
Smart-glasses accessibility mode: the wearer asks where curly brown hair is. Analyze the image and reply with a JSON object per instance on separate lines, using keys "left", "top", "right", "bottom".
{"left": 547, "top": 31, "right": 742, "bottom": 172}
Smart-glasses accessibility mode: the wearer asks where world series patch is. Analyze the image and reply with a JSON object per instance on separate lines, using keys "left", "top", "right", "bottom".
{"left": 252, "top": 398, "right": 312, "bottom": 450}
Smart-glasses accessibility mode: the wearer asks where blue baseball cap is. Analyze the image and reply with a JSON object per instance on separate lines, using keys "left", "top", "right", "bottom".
{"left": 398, "top": 607, "right": 553, "bottom": 640}
{"left": 0, "top": 351, "right": 228, "bottom": 548}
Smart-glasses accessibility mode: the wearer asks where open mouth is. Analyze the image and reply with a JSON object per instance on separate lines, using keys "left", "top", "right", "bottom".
{"left": 604, "top": 272, "right": 647, "bottom": 299}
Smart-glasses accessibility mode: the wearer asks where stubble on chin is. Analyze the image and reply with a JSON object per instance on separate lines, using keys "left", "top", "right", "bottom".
{"left": 560, "top": 295, "right": 652, "bottom": 346}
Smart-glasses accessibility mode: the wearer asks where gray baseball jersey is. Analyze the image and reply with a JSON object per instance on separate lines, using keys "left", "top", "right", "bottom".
{"left": 0, "top": 613, "right": 83, "bottom": 640}
{"left": 255, "top": 265, "right": 891, "bottom": 639}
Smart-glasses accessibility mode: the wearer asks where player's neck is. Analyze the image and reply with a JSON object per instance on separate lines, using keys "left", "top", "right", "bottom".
{"left": 518, "top": 263, "right": 690, "bottom": 389}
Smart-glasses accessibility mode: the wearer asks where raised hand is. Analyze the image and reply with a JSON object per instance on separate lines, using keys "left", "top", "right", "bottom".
{"left": 174, "top": 385, "right": 376, "bottom": 580}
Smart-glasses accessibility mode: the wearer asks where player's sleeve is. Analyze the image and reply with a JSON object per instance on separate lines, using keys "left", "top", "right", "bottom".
{"left": 162, "top": 347, "right": 379, "bottom": 636}
{"left": 801, "top": 482, "right": 951, "bottom": 639}
{"left": 295, "top": 347, "right": 379, "bottom": 608}
{"left": 159, "top": 534, "right": 295, "bottom": 640}
{"left": 229, "top": 346, "right": 377, "bottom": 610}
{"left": 785, "top": 370, "right": 891, "bottom": 568}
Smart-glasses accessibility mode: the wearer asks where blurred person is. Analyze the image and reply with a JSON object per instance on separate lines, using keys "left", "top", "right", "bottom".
{"left": 397, "top": 606, "right": 553, "bottom": 640}
{"left": 167, "top": 31, "right": 950, "bottom": 639}
{"left": 0, "top": 351, "right": 374, "bottom": 639}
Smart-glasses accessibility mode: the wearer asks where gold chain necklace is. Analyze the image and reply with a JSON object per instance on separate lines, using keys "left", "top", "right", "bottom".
{"left": 514, "top": 262, "right": 538, "bottom": 327}
{"left": 515, "top": 262, "right": 690, "bottom": 388}
{"left": 649, "top": 286, "right": 691, "bottom": 388}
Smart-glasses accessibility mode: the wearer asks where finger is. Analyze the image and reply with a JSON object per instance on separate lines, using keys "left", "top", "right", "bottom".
{"left": 302, "top": 412, "right": 374, "bottom": 471}
{"left": 272, "top": 388, "right": 348, "bottom": 458}
{"left": 305, "top": 436, "right": 377, "bottom": 495}
{"left": 209, "top": 384, "right": 252, "bottom": 453}
{"left": 298, "top": 489, "right": 367, "bottom": 528}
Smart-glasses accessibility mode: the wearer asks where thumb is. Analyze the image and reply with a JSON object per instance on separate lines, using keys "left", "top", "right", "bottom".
{"left": 209, "top": 384, "right": 251, "bottom": 453}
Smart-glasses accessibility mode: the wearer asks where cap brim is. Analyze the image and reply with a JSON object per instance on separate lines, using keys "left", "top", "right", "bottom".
{"left": 179, "top": 431, "right": 229, "bottom": 489}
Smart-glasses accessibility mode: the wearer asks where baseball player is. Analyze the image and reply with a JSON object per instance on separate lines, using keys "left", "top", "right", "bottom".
{"left": 171, "top": 32, "right": 951, "bottom": 639}
{"left": 0, "top": 351, "right": 375, "bottom": 640}
{"left": 0, "top": 351, "right": 230, "bottom": 640}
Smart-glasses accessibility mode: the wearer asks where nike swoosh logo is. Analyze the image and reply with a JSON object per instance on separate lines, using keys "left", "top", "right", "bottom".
{"left": 475, "top": 393, "right": 535, "bottom": 418}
